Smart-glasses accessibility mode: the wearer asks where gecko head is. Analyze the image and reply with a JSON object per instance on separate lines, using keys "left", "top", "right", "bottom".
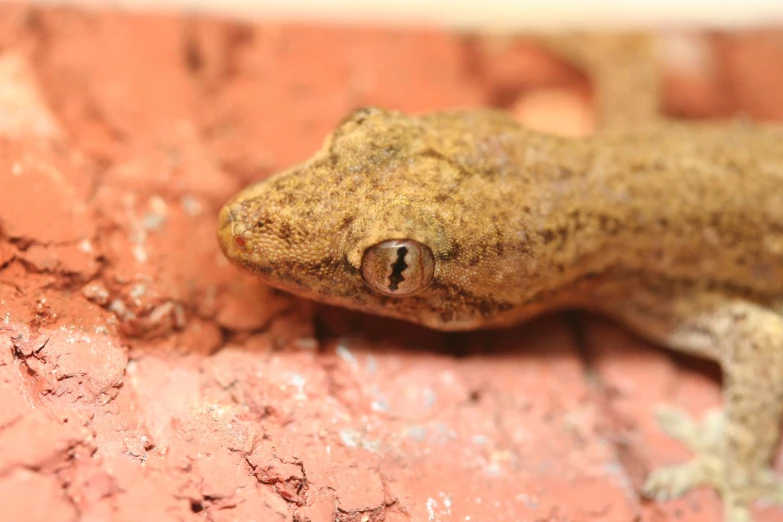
{"left": 219, "top": 107, "right": 523, "bottom": 330}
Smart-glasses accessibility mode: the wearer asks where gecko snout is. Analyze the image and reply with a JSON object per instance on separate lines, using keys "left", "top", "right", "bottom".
{"left": 217, "top": 202, "right": 234, "bottom": 229}
{"left": 217, "top": 202, "right": 249, "bottom": 261}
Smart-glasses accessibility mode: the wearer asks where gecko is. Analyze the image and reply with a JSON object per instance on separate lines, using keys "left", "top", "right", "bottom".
{"left": 217, "top": 33, "right": 783, "bottom": 522}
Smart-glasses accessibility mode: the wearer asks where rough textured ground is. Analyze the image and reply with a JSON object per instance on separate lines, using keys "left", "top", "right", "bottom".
{"left": 1, "top": 4, "right": 782, "bottom": 521}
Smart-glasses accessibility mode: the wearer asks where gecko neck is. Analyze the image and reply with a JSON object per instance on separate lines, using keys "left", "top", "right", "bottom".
{"left": 509, "top": 125, "right": 783, "bottom": 296}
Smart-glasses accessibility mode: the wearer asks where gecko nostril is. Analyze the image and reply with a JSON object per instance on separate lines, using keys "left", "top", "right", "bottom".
{"left": 218, "top": 204, "right": 250, "bottom": 251}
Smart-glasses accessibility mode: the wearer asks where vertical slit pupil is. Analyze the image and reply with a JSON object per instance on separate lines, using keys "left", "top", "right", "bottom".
{"left": 387, "top": 246, "right": 409, "bottom": 291}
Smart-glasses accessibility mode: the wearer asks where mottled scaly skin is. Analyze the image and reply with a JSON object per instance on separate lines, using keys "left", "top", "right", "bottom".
{"left": 219, "top": 37, "right": 783, "bottom": 522}
{"left": 220, "top": 109, "right": 783, "bottom": 327}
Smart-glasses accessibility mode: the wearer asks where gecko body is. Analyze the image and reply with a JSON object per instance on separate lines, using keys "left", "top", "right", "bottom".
{"left": 218, "top": 44, "right": 783, "bottom": 522}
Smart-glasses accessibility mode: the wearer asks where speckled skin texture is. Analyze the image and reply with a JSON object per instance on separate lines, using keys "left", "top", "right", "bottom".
{"left": 219, "top": 39, "right": 783, "bottom": 521}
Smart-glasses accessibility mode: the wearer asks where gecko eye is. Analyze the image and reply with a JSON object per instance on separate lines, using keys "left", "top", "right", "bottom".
{"left": 361, "top": 239, "right": 435, "bottom": 296}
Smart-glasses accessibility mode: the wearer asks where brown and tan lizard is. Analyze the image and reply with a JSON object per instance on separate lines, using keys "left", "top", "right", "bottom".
{"left": 218, "top": 33, "right": 783, "bottom": 522}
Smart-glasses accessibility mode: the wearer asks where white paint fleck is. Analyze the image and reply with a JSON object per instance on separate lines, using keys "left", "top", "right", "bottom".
{"left": 365, "top": 354, "right": 377, "bottom": 374}
{"left": 143, "top": 211, "right": 167, "bottom": 231}
{"left": 426, "top": 498, "right": 437, "bottom": 521}
{"left": 441, "top": 493, "right": 452, "bottom": 509}
{"left": 129, "top": 283, "right": 147, "bottom": 303}
{"left": 422, "top": 387, "right": 437, "bottom": 408}
{"left": 294, "top": 337, "right": 318, "bottom": 351}
{"left": 181, "top": 194, "right": 203, "bottom": 216}
{"left": 515, "top": 493, "right": 538, "bottom": 510}
{"left": 78, "top": 239, "right": 94, "bottom": 253}
{"left": 336, "top": 340, "right": 358, "bottom": 367}
{"left": 132, "top": 244, "right": 148, "bottom": 263}
{"left": 370, "top": 399, "right": 389, "bottom": 413}
{"left": 405, "top": 425, "right": 427, "bottom": 441}
{"left": 471, "top": 434, "right": 489, "bottom": 445}
{"left": 288, "top": 373, "right": 307, "bottom": 400}
{"left": 339, "top": 429, "right": 359, "bottom": 448}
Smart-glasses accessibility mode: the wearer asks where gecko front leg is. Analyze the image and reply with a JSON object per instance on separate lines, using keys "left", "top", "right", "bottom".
{"left": 544, "top": 34, "right": 783, "bottom": 520}
{"left": 604, "top": 290, "right": 783, "bottom": 521}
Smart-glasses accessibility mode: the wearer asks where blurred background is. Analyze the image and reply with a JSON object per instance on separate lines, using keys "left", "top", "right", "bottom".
{"left": 27, "top": 0, "right": 783, "bottom": 29}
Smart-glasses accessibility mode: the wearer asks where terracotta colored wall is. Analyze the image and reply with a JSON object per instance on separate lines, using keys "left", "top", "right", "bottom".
{"left": 0, "top": 4, "right": 782, "bottom": 521}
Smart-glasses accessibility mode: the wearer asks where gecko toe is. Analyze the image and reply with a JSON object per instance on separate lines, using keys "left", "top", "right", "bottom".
{"left": 645, "top": 406, "right": 723, "bottom": 499}
{"left": 723, "top": 501, "right": 753, "bottom": 522}
{"left": 644, "top": 405, "right": 783, "bottom": 521}
{"left": 642, "top": 460, "right": 717, "bottom": 500}
{"left": 653, "top": 405, "right": 723, "bottom": 452}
